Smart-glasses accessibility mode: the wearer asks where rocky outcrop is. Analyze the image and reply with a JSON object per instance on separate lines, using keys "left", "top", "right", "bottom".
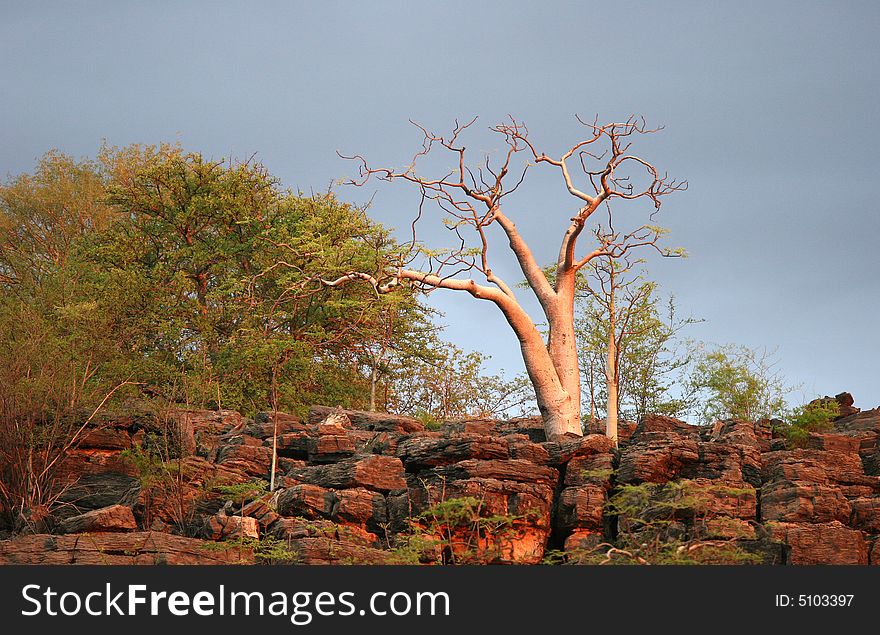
{"left": 3, "top": 401, "right": 880, "bottom": 565}
{"left": 0, "top": 532, "right": 253, "bottom": 564}
{"left": 58, "top": 505, "right": 137, "bottom": 534}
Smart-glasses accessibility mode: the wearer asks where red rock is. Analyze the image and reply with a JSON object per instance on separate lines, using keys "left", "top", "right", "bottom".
{"left": 293, "top": 455, "right": 407, "bottom": 492}
{"left": 563, "top": 529, "right": 605, "bottom": 554}
{"left": 632, "top": 414, "right": 701, "bottom": 442}
{"left": 762, "top": 449, "right": 871, "bottom": 488}
{"left": 583, "top": 418, "right": 637, "bottom": 444}
{"left": 396, "top": 434, "right": 509, "bottom": 471}
{"left": 433, "top": 459, "right": 558, "bottom": 485}
{"left": 617, "top": 437, "right": 700, "bottom": 484}
{"left": 203, "top": 514, "right": 259, "bottom": 540}
{"left": 505, "top": 434, "right": 550, "bottom": 465}
{"left": 805, "top": 432, "right": 863, "bottom": 453}
{"left": 287, "top": 536, "right": 393, "bottom": 564}
{"left": 240, "top": 497, "right": 280, "bottom": 530}
{"left": 850, "top": 497, "right": 880, "bottom": 532}
{"left": 276, "top": 431, "right": 311, "bottom": 460}
{"left": 276, "top": 484, "right": 336, "bottom": 519}
{"left": 765, "top": 521, "right": 868, "bottom": 565}
{"left": 564, "top": 454, "right": 614, "bottom": 487}
{"left": 248, "top": 412, "right": 306, "bottom": 439}
{"left": 542, "top": 434, "right": 614, "bottom": 466}
{"left": 215, "top": 443, "right": 271, "bottom": 477}
{"left": 269, "top": 517, "right": 377, "bottom": 546}
{"left": 78, "top": 426, "right": 133, "bottom": 451}
{"left": 58, "top": 471, "right": 141, "bottom": 510}
{"left": 407, "top": 476, "right": 553, "bottom": 518}
{"left": 308, "top": 406, "right": 425, "bottom": 433}
{"left": 267, "top": 518, "right": 387, "bottom": 564}
{"left": 58, "top": 505, "right": 137, "bottom": 534}
{"left": 711, "top": 419, "right": 772, "bottom": 451}
{"left": 0, "top": 532, "right": 254, "bottom": 564}
{"left": 835, "top": 408, "right": 880, "bottom": 433}
{"left": 696, "top": 517, "right": 756, "bottom": 540}
{"left": 683, "top": 479, "right": 757, "bottom": 520}
{"left": 308, "top": 427, "right": 357, "bottom": 463}
{"left": 555, "top": 485, "right": 606, "bottom": 532}
{"left": 493, "top": 416, "right": 546, "bottom": 442}
{"left": 760, "top": 481, "right": 851, "bottom": 524}
{"left": 441, "top": 419, "right": 497, "bottom": 436}
{"left": 333, "top": 488, "right": 387, "bottom": 527}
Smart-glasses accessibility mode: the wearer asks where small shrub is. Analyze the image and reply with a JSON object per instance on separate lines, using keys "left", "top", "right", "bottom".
{"left": 563, "top": 481, "right": 762, "bottom": 565}
{"left": 779, "top": 399, "right": 839, "bottom": 447}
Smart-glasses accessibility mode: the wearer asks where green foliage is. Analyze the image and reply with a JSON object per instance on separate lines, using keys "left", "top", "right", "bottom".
{"left": 200, "top": 534, "right": 299, "bottom": 564}
{"left": 387, "top": 344, "right": 534, "bottom": 421}
{"left": 561, "top": 481, "right": 762, "bottom": 565}
{"left": 779, "top": 398, "right": 839, "bottom": 447}
{"left": 213, "top": 479, "right": 269, "bottom": 503}
{"left": 0, "top": 145, "right": 438, "bottom": 421}
{"left": 685, "top": 344, "right": 790, "bottom": 424}
{"left": 575, "top": 264, "right": 698, "bottom": 423}
{"left": 385, "top": 495, "right": 527, "bottom": 565}
{"left": 120, "top": 437, "right": 208, "bottom": 536}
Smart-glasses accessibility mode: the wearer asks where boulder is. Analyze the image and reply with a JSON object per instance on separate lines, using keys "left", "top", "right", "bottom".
{"left": 59, "top": 472, "right": 141, "bottom": 510}
{"left": 215, "top": 442, "right": 272, "bottom": 477}
{"left": 276, "top": 484, "right": 336, "bottom": 519}
{"left": 760, "top": 481, "right": 851, "bottom": 524}
{"left": 291, "top": 455, "right": 407, "bottom": 492}
{"left": 849, "top": 497, "right": 880, "bottom": 532}
{"left": 765, "top": 521, "right": 868, "bottom": 565}
{"left": 396, "top": 434, "right": 509, "bottom": 471}
{"left": 617, "top": 437, "right": 700, "bottom": 484}
{"left": 58, "top": 505, "right": 137, "bottom": 534}
{"left": 308, "top": 406, "right": 425, "bottom": 433}
{"left": 505, "top": 434, "right": 551, "bottom": 465}
{"left": 632, "top": 414, "right": 701, "bottom": 442}
{"left": 564, "top": 453, "right": 614, "bottom": 487}
{"left": 203, "top": 513, "right": 260, "bottom": 540}
{"left": 555, "top": 485, "right": 606, "bottom": 532}
{"left": 431, "top": 459, "right": 559, "bottom": 485}
{"left": 542, "top": 434, "right": 614, "bottom": 466}
{"left": 307, "top": 426, "right": 357, "bottom": 463}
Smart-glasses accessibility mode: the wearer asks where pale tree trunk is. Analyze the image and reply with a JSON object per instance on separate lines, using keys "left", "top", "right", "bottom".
{"left": 605, "top": 335, "right": 619, "bottom": 448}
{"left": 319, "top": 116, "right": 682, "bottom": 443}
{"left": 605, "top": 277, "right": 620, "bottom": 448}
{"left": 547, "top": 275, "right": 582, "bottom": 433}
{"left": 502, "top": 295, "right": 582, "bottom": 439}
{"left": 368, "top": 362, "right": 379, "bottom": 412}
{"left": 269, "top": 367, "right": 279, "bottom": 491}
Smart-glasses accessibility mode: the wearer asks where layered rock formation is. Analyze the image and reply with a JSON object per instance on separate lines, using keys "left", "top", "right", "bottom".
{"left": 2, "top": 395, "right": 879, "bottom": 565}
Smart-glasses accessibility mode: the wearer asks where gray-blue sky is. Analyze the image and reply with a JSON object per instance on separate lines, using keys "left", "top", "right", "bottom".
{"left": 2, "top": 1, "right": 878, "bottom": 409}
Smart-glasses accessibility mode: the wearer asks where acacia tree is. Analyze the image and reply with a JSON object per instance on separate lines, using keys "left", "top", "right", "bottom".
{"left": 322, "top": 117, "right": 684, "bottom": 439}
{"left": 576, "top": 261, "right": 697, "bottom": 443}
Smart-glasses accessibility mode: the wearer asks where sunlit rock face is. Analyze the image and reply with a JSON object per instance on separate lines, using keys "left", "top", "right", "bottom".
{"left": 3, "top": 399, "right": 880, "bottom": 565}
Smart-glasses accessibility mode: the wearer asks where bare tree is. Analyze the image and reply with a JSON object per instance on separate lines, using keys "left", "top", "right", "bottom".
{"left": 321, "top": 116, "right": 684, "bottom": 439}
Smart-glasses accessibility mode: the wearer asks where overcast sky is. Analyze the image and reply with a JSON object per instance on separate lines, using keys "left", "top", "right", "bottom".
{"left": 2, "top": 1, "right": 878, "bottom": 410}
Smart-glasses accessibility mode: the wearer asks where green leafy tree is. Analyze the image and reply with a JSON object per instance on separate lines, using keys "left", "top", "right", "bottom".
{"left": 386, "top": 343, "right": 535, "bottom": 423}
{"left": 686, "top": 344, "right": 790, "bottom": 424}
{"left": 575, "top": 259, "right": 697, "bottom": 442}
{"left": 85, "top": 145, "right": 425, "bottom": 414}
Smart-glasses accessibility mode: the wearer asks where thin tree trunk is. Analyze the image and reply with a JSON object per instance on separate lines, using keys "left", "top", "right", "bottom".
{"left": 369, "top": 363, "right": 378, "bottom": 412}
{"left": 269, "top": 367, "right": 279, "bottom": 492}
{"left": 605, "top": 276, "right": 619, "bottom": 447}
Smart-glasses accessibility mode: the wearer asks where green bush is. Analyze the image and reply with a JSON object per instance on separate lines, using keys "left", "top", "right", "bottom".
{"left": 779, "top": 399, "right": 839, "bottom": 447}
